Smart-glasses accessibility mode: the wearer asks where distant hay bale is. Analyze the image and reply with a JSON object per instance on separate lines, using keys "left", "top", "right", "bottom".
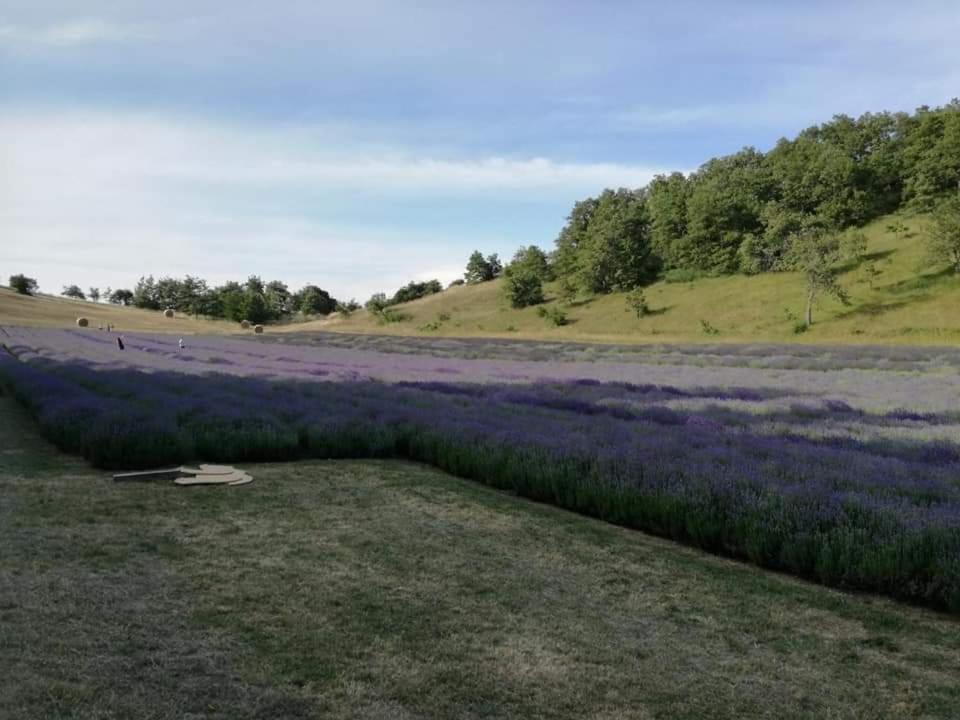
{"left": 253, "top": 324, "right": 264, "bottom": 334}
{"left": 76, "top": 317, "right": 89, "bottom": 327}
{"left": 163, "top": 308, "right": 175, "bottom": 318}
{"left": 239, "top": 319, "right": 251, "bottom": 329}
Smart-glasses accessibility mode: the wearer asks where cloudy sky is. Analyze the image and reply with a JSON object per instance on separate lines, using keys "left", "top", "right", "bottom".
{"left": 2, "top": 1, "right": 958, "bottom": 301}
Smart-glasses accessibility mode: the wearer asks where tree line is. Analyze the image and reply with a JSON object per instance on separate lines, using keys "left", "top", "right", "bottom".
{"left": 7, "top": 273, "right": 352, "bottom": 325}
{"left": 128, "top": 275, "right": 351, "bottom": 323}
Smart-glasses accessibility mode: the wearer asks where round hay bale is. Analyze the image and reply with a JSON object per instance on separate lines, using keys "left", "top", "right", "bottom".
{"left": 76, "top": 317, "right": 89, "bottom": 328}
{"left": 239, "top": 319, "right": 251, "bottom": 329}
{"left": 163, "top": 308, "right": 175, "bottom": 318}
{"left": 253, "top": 324, "right": 264, "bottom": 334}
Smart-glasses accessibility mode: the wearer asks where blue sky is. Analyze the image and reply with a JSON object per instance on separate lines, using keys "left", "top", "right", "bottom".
{"left": 2, "top": 1, "right": 959, "bottom": 301}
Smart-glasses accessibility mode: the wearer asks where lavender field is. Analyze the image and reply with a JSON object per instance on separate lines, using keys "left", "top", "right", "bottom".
{"left": 2, "top": 327, "right": 959, "bottom": 611}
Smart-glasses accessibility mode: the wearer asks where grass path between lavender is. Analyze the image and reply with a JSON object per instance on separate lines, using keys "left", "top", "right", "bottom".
{"left": 2, "top": 396, "right": 960, "bottom": 720}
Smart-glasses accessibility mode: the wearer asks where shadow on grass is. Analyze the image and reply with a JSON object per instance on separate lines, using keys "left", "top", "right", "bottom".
{"left": 835, "top": 249, "right": 897, "bottom": 274}
{"left": 836, "top": 300, "right": 913, "bottom": 319}
{"left": 879, "top": 267, "right": 957, "bottom": 296}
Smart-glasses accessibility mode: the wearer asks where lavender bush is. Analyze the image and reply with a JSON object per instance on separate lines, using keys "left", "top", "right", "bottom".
{"left": 1, "top": 327, "right": 959, "bottom": 611}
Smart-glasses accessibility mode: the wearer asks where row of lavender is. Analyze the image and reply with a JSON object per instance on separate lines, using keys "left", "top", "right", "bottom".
{"left": 1, "top": 328, "right": 959, "bottom": 611}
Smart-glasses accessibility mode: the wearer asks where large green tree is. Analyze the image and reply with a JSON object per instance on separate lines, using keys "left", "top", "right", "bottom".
{"left": 901, "top": 101, "right": 960, "bottom": 209}
{"left": 464, "top": 251, "right": 502, "bottom": 283}
{"left": 265, "top": 280, "right": 291, "bottom": 316}
{"left": 683, "top": 148, "right": 774, "bottom": 274}
{"left": 9, "top": 274, "right": 38, "bottom": 296}
{"left": 241, "top": 291, "right": 270, "bottom": 324}
{"left": 108, "top": 288, "right": 133, "bottom": 306}
{"left": 573, "top": 189, "right": 659, "bottom": 293}
{"left": 552, "top": 197, "right": 599, "bottom": 279}
{"left": 296, "top": 285, "right": 337, "bottom": 315}
{"left": 508, "top": 245, "right": 552, "bottom": 281}
{"left": 647, "top": 172, "right": 691, "bottom": 269}
{"left": 132, "top": 276, "right": 160, "bottom": 310}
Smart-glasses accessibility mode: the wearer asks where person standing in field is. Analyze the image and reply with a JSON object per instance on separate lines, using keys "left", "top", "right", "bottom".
{"left": 178, "top": 337, "right": 185, "bottom": 351}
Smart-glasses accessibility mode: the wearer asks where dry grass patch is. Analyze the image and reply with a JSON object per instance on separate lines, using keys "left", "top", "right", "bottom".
{"left": 0, "top": 287, "right": 238, "bottom": 334}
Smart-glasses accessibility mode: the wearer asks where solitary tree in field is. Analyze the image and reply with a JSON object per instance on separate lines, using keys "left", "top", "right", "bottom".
{"left": 9, "top": 274, "right": 38, "bottom": 296}
{"left": 787, "top": 227, "right": 865, "bottom": 326}
{"left": 88, "top": 287, "right": 101, "bottom": 303}
{"left": 62, "top": 285, "right": 86, "bottom": 300}
{"left": 625, "top": 288, "right": 650, "bottom": 319}
{"left": 109, "top": 288, "right": 134, "bottom": 306}
{"left": 927, "top": 195, "right": 960, "bottom": 273}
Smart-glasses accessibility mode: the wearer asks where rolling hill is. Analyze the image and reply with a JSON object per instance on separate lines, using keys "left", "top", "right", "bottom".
{"left": 0, "top": 288, "right": 238, "bottom": 334}
{"left": 315, "top": 212, "right": 960, "bottom": 346}
{"left": 4, "top": 211, "right": 957, "bottom": 346}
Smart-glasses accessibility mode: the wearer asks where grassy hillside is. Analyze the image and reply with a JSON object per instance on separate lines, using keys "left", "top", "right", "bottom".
{"left": 315, "top": 212, "right": 960, "bottom": 345}
{"left": 0, "top": 288, "right": 238, "bottom": 334}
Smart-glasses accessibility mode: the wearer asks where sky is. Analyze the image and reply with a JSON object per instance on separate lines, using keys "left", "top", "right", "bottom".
{"left": 2, "top": 1, "right": 959, "bottom": 301}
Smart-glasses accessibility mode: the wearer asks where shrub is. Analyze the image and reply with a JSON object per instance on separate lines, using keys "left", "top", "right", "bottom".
{"left": 625, "top": 288, "right": 650, "bottom": 318}
{"left": 391, "top": 280, "right": 443, "bottom": 305}
{"left": 537, "top": 306, "right": 568, "bottom": 326}
{"left": 377, "top": 309, "right": 411, "bottom": 325}
{"left": 700, "top": 319, "right": 719, "bottom": 335}
{"left": 503, "top": 269, "right": 544, "bottom": 308}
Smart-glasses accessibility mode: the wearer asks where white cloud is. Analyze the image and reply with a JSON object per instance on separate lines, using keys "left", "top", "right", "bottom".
{"left": 0, "top": 110, "right": 661, "bottom": 195}
{"left": 0, "top": 108, "right": 664, "bottom": 300}
{"left": 0, "top": 19, "right": 141, "bottom": 49}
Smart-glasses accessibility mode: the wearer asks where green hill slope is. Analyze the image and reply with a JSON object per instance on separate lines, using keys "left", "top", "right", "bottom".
{"left": 0, "top": 288, "right": 239, "bottom": 334}
{"left": 313, "top": 212, "right": 959, "bottom": 345}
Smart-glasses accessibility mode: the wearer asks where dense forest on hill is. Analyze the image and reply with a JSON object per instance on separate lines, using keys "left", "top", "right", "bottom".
{"left": 467, "top": 101, "right": 960, "bottom": 311}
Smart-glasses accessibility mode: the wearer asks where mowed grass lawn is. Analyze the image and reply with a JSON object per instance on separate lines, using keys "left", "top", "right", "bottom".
{"left": 2, "top": 396, "right": 960, "bottom": 719}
